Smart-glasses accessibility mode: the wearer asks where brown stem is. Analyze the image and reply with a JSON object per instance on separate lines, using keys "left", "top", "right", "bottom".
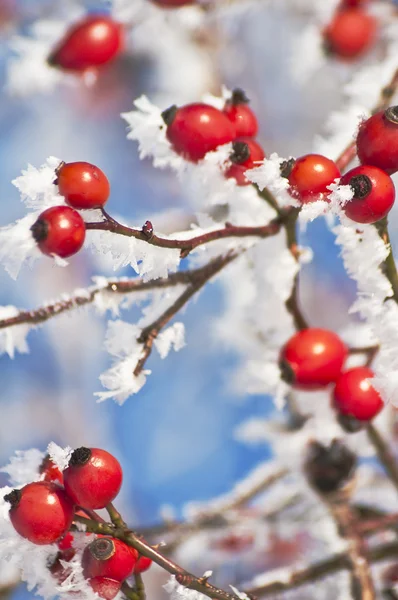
{"left": 374, "top": 217, "right": 398, "bottom": 304}
{"left": 85, "top": 210, "right": 287, "bottom": 258}
{"left": 367, "top": 423, "right": 398, "bottom": 493}
{"left": 283, "top": 208, "right": 309, "bottom": 330}
{"left": 133, "top": 252, "right": 238, "bottom": 377}
{"left": 335, "top": 68, "right": 398, "bottom": 172}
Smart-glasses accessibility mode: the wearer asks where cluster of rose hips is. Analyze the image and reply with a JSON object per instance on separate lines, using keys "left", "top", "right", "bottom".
{"left": 279, "top": 328, "right": 383, "bottom": 427}
{"left": 31, "top": 161, "right": 110, "bottom": 258}
{"left": 4, "top": 447, "right": 151, "bottom": 600}
{"left": 162, "top": 88, "right": 265, "bottom": 185}
{"left": 323, "top": 0, "right": 377, "bottom": 61}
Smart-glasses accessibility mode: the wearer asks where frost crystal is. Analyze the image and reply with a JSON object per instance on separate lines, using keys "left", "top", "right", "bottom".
{"left": 245, "top": 153, "right": 296, "bottom": 208}
{"left": 154, "top": 323, "right": 186, "bottom": 359}
{"left": 0, "top": 306, "right": 31, "bottom": 357}
{"left": 47, "top": 442, "right": 72, "bottom": 471}
{"left": 164, "top": 575, "right": 209, "bottom": 600}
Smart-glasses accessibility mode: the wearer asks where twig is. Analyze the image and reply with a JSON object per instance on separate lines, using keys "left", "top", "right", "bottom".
{"left": 107, "top": 502, "right": 127, "bottom": 529}
{"left": 367, "top": 423, "right": 398, "bottom": 493}
{"left": 133, "top": 572, "right": 146, "bottom": 600}
{"left": 336, "top": 68, "right": 398, "bottom": 172}
{"left": 374, "top": 217, "right": 398, "bottom": 304}
{"left": 283, "top": 208, "right": 309, "bottom": 330}
{"left": 85, "top": 208, "right": 287, "bottom": 258}
{"left": 133, "top": 252, "right": 238, "bottom": 376}
{"left": 244, "top": 540, "right": 398, "bottom": 597}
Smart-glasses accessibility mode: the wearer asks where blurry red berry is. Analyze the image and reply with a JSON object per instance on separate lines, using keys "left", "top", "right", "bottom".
{"left": 56, "top": 161, "right": 110, "bottom": 210}
{"left": 89, "top": 577, "right": 121, "bottom": 600}
{"left": 58, "top": 530, "right": 75, "bottom": 551}
{"left": 4, "top": 482, "right": 74, "bottom": 545}
{"left": 225, "top": 139, "right": 265, "bottom": 186}
{"left": 39, "top": 454, "right": 63, "bottom": 485}
{"left": 83, "top": 537, "right": 138, "bottom": 581}
{"left": 134, "top": 555, "right": 153, "bottom": 574}
{"left": 212, "top": 533, "right": 254, "bottom": 553}
{"left": 48, "top": 16, "right": 124, "bottom": 72}
{"left": 223, "top": 89, "right": 259, "bottom": 139}
{"left": 323, "top": 8, "right": 377, "bottom": 60}
{"left": 63, "top": 447, "right": 122, "bottom": 509}
{"left": 162, "top": 103, "right": 235, "bottom": 162}
{"left": 356, "top": 107, "right": 398, "bottom": 175}
{"left": 280, "top": 328, "right": 348, "bottom": 390}
{"left": 31, "top": 206, "right": 86, "bottom": 258}
{"left": 333, "top": 367, "right": 384, "bottom": 421}
{"left": 340, "top": 165, "right": 395, "bottom": 224}
{"left": 340, "top": 0, "right": 369, "bottom": 6}
{"left": 151, "top": 0, "right": 194, "bottom": 6}
{"left": 286, "top": 154, "right": 341, "bottom": 204}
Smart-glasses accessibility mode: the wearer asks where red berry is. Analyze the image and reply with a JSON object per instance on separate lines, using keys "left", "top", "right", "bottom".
{"left": 83, "top": 537, "right": 138, "bottom": 581}
{"left": 4, "top": 482, "right": 74, "bottom": 545}
{"left": 339, "top": 165, "right": 395, "bottom": 224}
{"left": 162, "top": 103, "right": 235, "bottom": 162}
{"left": 58, "top": 530, "right": 75, "bottom": 551}
{"left": 63, "top": 447, "right": 122, "bottom": 510}
{"left": 134, "top": 555, "right": 153, "bottom": 574}
{"left": 323, "top": 8, "right": 377, "bottom": 60}
{"left": 31, "top": 206, "right": 86, "bottom": 258}
{"left": 356, "top": 107, "right": 398, "bottom": 175}
{"left": 56, "top": 161, "right": 110, "bottom": 210}
{"left": 286, "top": 154, "right": 341, "bottom": 204}
{"left": 151, "top": 0, "right": 194, "bottom": 6}
{"left": 223, "top": 89, "right": 259, "bottom": 139}
{"left": 280, "top": 328, "right": 348, "bottom": 390}
{"left": 89, "top": 577, "right": 121, "bottom": 600}
{"left": 48, "top": 16, "right": 124, "bottom": 72}
{"left": 39, "top": 454, "right": 63, "bottom": 485}
{"left": 225, "top": 139, "right": 265, "bottom": 186}
{"left": 332, "top": 367, "right": 384, "bottom": 421}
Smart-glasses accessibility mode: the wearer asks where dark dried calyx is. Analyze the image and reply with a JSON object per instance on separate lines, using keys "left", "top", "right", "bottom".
{"left": 384, "top": 106, "right": 398, "bottom": 125}
{"left": 90, "top": 537, "right": 115, "bottom": 561}
{"left": 349, "top": 174, "right": 372, "bottom": 199}
{"left": 230, "top": 88, "right": 250, "bottom": 105}
{"left": 30, "top": 219, "right": 48, "bottom": 243}
{"left": 161, "top": 105, "right": 178, "bottom": 126}
{"left": 278, "top": 358, "right": 296, "bottom": 385}
{"left": 69, "top": 447, "right": 92, "bottom": 467}
{"left": 4, "top": 488, "right": 22, "bottom": 508}
{"left": 230, "top": 141, "right": 250, "bottom": 164}
{"left": 280, "top": 158, "right": 296, "bottom": 179}
{"left": 304, "top": 439, "right": 357, "bottom": 494}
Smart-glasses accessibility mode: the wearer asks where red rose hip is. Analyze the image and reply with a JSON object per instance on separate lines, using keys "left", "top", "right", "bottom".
{"left": 4, "top": 481, "right": 74, "bottom": 545}
{"left": 56, "top": 161, "right": 110, "bottom": 209}
{"left": 333, "top": 367, "right": 384, "bottom": 421}
{"left": 63, "top": 447, "right": 122, "bottom": 509}
{"left": 340, "top": 165, "right": 395, "bottom": 224}
{"left": 225, "top": 139, "right": 265, "bottom": 186}
{"left": 280, "top": 328, "right": 348, "bottom": 390}
{"left": 162, "top": 103, "right": 235, "bottom": 162}
{"left": 39, "top": 454, "right": 63, "bottom": 485}
{"left": 89, "top": 577, "right": 121, "bottom": 600}
{"left": 286, "top": 154, "right": 341, "bottom": 204}
{"left": 83, "top": 537, "right": 138, "bottom": 581}
{"left": 223, "top": 89, "right": 259, "bottom": 139}
{"left": 323, "top": 8, "right": 377, "bottom": 60}
{"left": 356, "top": 107, "right": 398, "bottom": 175}
{"left": 31, "top": 206, "right": 86, "bottom": 258}
{"left": 48, "top": 15, "right": 124, "bottom": 72}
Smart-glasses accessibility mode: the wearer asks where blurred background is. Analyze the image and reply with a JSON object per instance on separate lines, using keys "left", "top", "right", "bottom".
{"left": 0, "top": 0, "right": 393, "bottom": 597}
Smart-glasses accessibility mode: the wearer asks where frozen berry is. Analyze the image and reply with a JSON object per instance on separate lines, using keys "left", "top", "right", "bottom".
{"left": 31, "top": 206, "right": 86, "bottom": 258}
{"left": 286, "top": 154, "right": 341, "bottom": 204}
{"left": 280, "top": 328, "right": 348, "bottom": 390}
{"left": 356, "top": 107, "right": 398, "bottom": 175}
{"left": 83, "top": 537, "right": 138, "bottom": 581}
{"left": 333, "top": 367, "right": 384, "bottom": 421}
{"left": 89, "top": 577, "right": 121, "bottom": 600}
{"left": 225, "top": 138, "right": 265, "bottom": 185}
{"left": 4, "top": 482, "right": 74, "bottom": 545}
{"left": 48, "top": 15, "right": 124, "bottom": 72}
{"left": 63, "top": 447, "right": 122, "bottom": 509}
{"left": 223, "top": 89, "right": 258, "bottom": 139}
{"left": 162, "top": 103, "right": 235, "bottom": 162}
{"left": 56, "top": 161, "right": 110, "bottom": 209}
{"left": 340, "top": 164, "right": 395, "bottom": 224}
{"left": 323, "top": 8, "right": 377, "bottom": 60}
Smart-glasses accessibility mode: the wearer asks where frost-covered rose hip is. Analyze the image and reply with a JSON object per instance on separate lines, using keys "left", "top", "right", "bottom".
{"left": 134, "top": 555, "right": 153, "bottom": 574}
{"left": 223, "top": 89, "right": 259, "bottom": 139}
{"left": 83, "top": 537, "right": 138, "bottom": 581}
{"left": 286, "top": 154, "right": 341, "bottom": 204}
{"left": 279, "top": 328, "right": 348, "bottom": 390}
{"left": 48, "top": 16, "right": 124, "bottom": 72}
{"left": 4, "top": 481, "right": 74, "bottom": 545}
{"left": 356, "top": 107, "right": 398, "bottom": 175}
{"left": 323, "top": 8, "right": 377, "bottom": 59}
{"left": 89, "top": 577, "right": 121, "bottom": 600}
{"left": 63, "top": 447, "right": 123, "bottom": 509}
{"left": 332, "top": 367, "right": 384, "bottom": 421}
{"left": 340, "top": 165, "right": 395, "bottom": 224}
{"left": 56, "top": 161, "right": 110, "bottom": 209}
{"left": 162, "top": 103, "right": 235, "bottom": 162}
{"left": 225, "top": 139, "right": 265, "bottom": 186}
{"left": 31, "top": 206, "right": 86, "bottom": 258}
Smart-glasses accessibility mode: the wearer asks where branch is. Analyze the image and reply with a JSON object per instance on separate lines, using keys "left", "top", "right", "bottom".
{"left": 133, "top": 252, "right": 238, "bottom": 377}
{"left": 367, "top": 423, "right": 398, "bottom": 493}
{"left": 85, "top": 208, "right": 286, "bottom": 258}
{"left": 336, "top": 68, "right": 398, "bottom": 172}
{"left": 74, "top": 515, "right": 240, "bottom": 600}
{"left": 374, "top": 217, "right": 398, "bottom": 304}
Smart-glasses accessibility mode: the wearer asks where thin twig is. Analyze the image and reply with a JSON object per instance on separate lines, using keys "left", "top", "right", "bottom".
{"left": 367, "top": 423, "right": 398, "bottom": 493}
{"left": 374, "top": 217, "right": 398, "bottom": 304}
